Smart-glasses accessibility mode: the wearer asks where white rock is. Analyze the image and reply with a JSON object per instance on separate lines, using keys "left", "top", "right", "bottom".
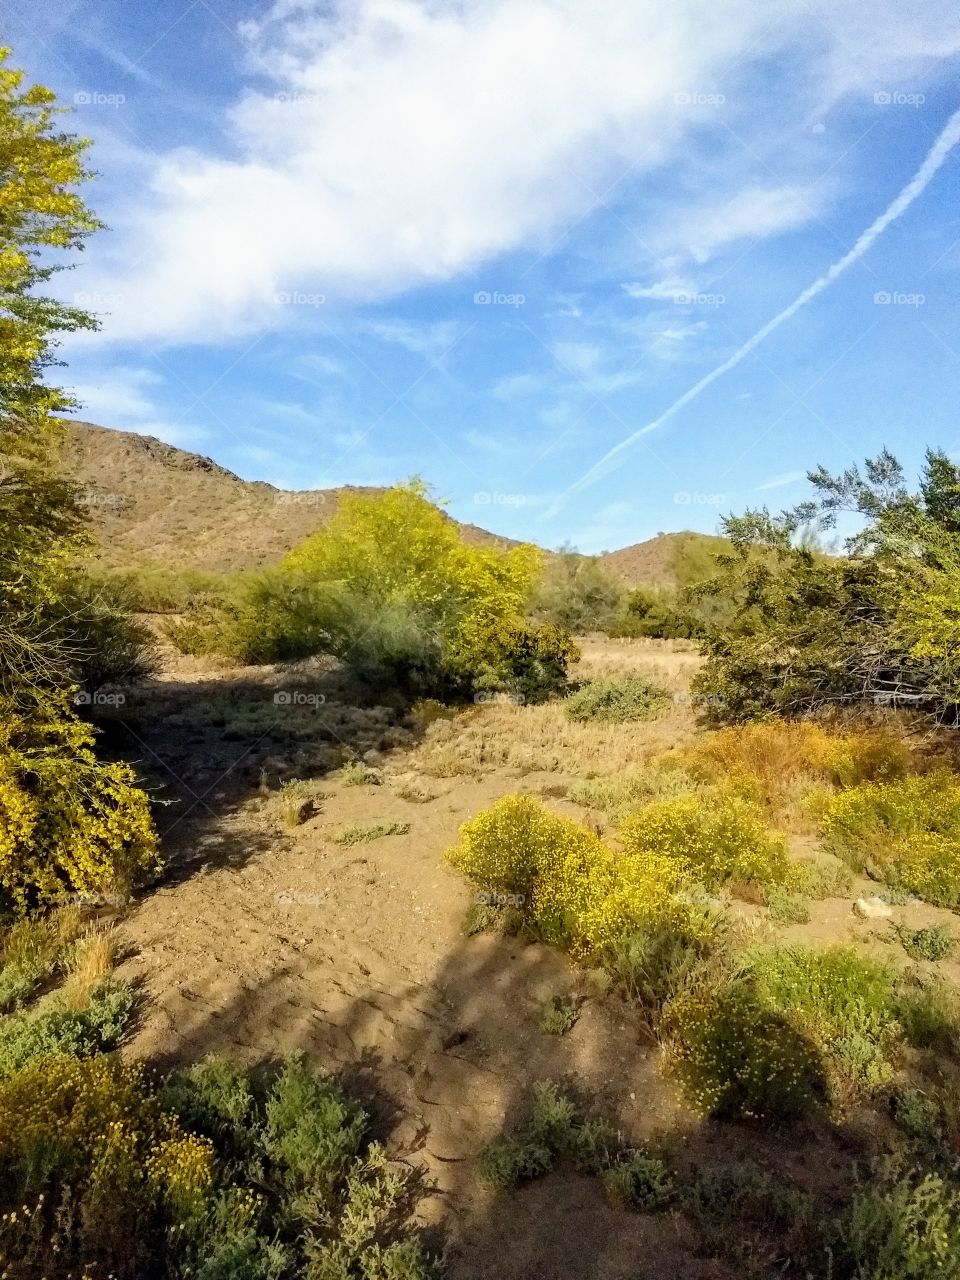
{"left": 853, "top": 896, "right": 893, "bottom": 920}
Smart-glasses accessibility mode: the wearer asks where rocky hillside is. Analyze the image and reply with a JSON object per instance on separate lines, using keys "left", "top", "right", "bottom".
{"left": 61, "top": 421, "right": 517, "bottom": 573}
{"left": 60, "top": 421, "right": 721, "bottom": 586}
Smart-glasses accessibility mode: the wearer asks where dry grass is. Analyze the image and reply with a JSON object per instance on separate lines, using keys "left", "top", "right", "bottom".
{"left": 60, "top": 928, "right": 120, "bottom": 1010}
{"left": 409, "top": 639, "right": 700, "bottom": 780}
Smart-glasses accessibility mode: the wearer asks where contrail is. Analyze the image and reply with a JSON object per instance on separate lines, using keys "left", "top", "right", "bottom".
{"left": 546, "top": 104, "right": 960, "bottom": 518}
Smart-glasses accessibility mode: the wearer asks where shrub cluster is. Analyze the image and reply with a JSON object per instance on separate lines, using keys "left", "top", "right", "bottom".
{"left": 0, "top": 692, "right": 160, "bottom": 911}
{"left": 0, "top": 1053, "right": 438, "bottom": 1280}
{"left": 564, "top": 674, "right": 670, "bottom": 724}
{"left": 819, "top": 771, "right": 960, "bottom": 907}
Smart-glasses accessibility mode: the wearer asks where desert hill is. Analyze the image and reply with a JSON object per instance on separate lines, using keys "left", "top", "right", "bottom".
{"left": 61, "top": 420, "right": 724, "bottom": 586}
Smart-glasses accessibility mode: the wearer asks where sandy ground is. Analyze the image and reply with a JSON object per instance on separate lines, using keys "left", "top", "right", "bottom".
{"left": 98, "top": 638, "right": 956, "bottom": 1278}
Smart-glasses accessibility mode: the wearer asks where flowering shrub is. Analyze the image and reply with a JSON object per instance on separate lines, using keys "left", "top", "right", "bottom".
{"left": 447, "top": 795, "right": 697, "bottom": 954}
{"left": 0, "top": 693, "right": 160, "bottom": 911}
{"left": 618, "top": 792, "right": 788, "bottom": 889}
{"left": 0, "top": 1053, "right": 438, "bottom": 1280}
{"left": 684, "top": 721, "right": 912, "bottom": 803}
{"left": 819, "top": 772, "right": 960, "bottom": 907}
{"left": 665, "top": 984, "right": 824, "bottom": 1119}
{"left": 743, "top": 944, "right": 901, "bottom": 1096}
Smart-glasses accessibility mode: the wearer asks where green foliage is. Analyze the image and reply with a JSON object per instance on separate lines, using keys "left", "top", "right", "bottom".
{"left": 168, "top": 482, "right": 577, "bottom": 701}
{"left": 893, "top": 1089, "right": 940, "bottom": 1143}
{"left": 601, "top": 910, "right": 728, "bottom": 1029}
{"left": 665, "top": 982, "right": 824, "bottom": 1119}
{"left": 601, "top": 1152, "right": 674, "bottom": 1211}
{"left": 819, "top": 772, "right": 960, "bottom": 907}
{"left": 832, "top": 1163, "right": 960, "bottom": 1280}
{"left": 538, "top": 994, "right": 578, "bottom": 1035}
{"left": 530, "top": 546, "right": 623, "bottom": 633}
{"left": 609, "top": 586, "right": 702, "bottom": 640}
{"left": 743, "top": 944, "right": 901, "bottom": 1096}
{"left": 684, "top": 1163, "right": 813, "bottom": 1272}
{"left": 563, "top": 674, "right": 670, "bottom": 723}
{"left": 694, "top": 449, "right": 960, "bottom": 724}
{"left": 764, "top": 885, "right": 810, "bottom": 924}
{"left": 569, "top": 762, "right": 698, "bottom": 820}
{"left": 896, "top": 924, "right": 953, "bottom": 963}
{"left": 0, "top": 979, "right": 133, "bottom": 1079}
{"left": 894, "top": 974, "right": 960, "bottom": 1052}
{"left": 0, "top": 1053, "right": 438, "bottom": 1280}
{"left": 479, "top": 1082, "right": 673, "bottom": 1214}
{"left": 334, "top": 820, "right": 410, "bottom": 846}
{"left": 340, "top": 760, "right": 383, "bottom": 787}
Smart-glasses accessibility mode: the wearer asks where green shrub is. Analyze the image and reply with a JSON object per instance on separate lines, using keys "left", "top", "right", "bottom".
{"left": 833, "top": 1164, "right": 960, "bottom": 1280}
{"left": 684, "top": 1164, "right": 813, "bottom": 1271}
{"left": 478, "top": 1082, "right": 576, "bottom": 1188}
{"left": 619, "top": 792, "right": 788, "bottom": 889}
{"left": 666, "top": 983, "right": 824, "bottom": 1119}
{"left": 564, "top": 675, "right": 670, "bottom": 724}
{"left": 764, "top": 885, "right": 811, "bottom": 924}
{"left": 0, "top": 979, "right": 133, "bottom": 1079}
{"left": 334, "top": 820, "right": 410, "bottom": 846}
{"left": 895, "top": 974, "right": 960, "bottom": 1052}
{"left": 0, "top": 1053, "right": 439, "bottom": 1280}
{"left": 538, "top": 995, "right": 578, "bottom": 1036}
{"left": 787, "top": 857, "right": 853, "bottom": 899}
{"left": 893, "top": 1089, "right": 941, "bottom": 1142}
{"left": 569, "top": 763, "right": 697, "bottom": 819}
{"left": 896, "top": 923, "right": 953, "bottom": 963}
{"left": 820, "top": 772, "right": 960, "bottom": 908}
{"left": 743, "top": 944, "right": 901, "bottom": 1095}
{"left": 602, "top": 1152, "right": 674, "bottom": 1211}
{"left": 340, "top": 760, "right": 383, "bottom": 786}
{"left": 601, "top": 910, "right": 728, "bottom": 1028}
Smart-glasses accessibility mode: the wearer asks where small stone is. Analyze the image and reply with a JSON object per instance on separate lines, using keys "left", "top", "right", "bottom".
{"left": 853, "top": 896, "right": 893, "bottom": 920}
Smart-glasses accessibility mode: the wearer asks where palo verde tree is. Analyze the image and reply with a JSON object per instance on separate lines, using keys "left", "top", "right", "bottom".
{"left": 0, "top": 47, "right": 157, "bottom": 911}
{"left": 693, "top": 448, "right": 960, "bottom": 724}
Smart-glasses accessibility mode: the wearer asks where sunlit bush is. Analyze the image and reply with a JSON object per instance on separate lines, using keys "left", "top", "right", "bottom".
{"left": 619, "top": 792, "right": 788, "bottom": 889}
{"left": 819, "top": 771, "right": 960, "bottom": 907}
{"left": 564, "top": 674, "right": 670, "bottom": 724}
{"left": 0, "top": 692, "right": 160, "bottom": 911}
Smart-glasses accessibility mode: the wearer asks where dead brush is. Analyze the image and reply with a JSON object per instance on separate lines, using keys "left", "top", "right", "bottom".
{"left": 59, "top": 927, "right": 120, "bottom": 1010}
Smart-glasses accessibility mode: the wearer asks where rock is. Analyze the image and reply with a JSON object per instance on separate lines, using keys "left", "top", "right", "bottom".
{"left": 853, "top": 896, "right": 893, "bottom": 920}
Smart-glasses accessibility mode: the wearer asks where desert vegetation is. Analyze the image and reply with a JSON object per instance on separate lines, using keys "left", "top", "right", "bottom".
{"left": 5, "top": 40, "right": 960, "bottom": 1280}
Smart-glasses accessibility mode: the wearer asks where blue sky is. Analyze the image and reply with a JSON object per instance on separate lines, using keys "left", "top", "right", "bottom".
{"left": 7, "top": 0, "right": 960, "bottom": 551}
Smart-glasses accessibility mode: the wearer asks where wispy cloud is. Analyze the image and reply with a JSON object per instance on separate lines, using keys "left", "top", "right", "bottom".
{"left": 546, "top": 103, "right": 960, "bottom": 516}
{"left": 755, "top": 469, "right": 806, "bottom": 492}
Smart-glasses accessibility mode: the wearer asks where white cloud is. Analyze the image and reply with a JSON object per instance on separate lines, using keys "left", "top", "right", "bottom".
{"left": 622, "top": 277, "right": 693, "bottom": 302}
{"left": 755, "top": 469, "right": 806, "bottom": 492}
{"left": 492, "top": 372, "right": 545, "bottom": 399}
{"left": 65, "top": 365, "right": 199, "bottom": 447}
{"left": 74, "top": 0, "right": 960, "bottom": 344}
{"left": 668, "top": 186, "right": 823, "bottom": 264}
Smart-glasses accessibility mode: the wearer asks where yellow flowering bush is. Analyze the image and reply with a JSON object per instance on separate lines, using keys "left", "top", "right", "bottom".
{"left": 619, "top": 792, "right": 788, "bottom": 889}
{"left": 447, "top": 795, "right": 699, "bottom": 955}
{"left": 0, "top": 693, "right": 160, "bottom": 910}
{"left": 684, "top": 720, "right": 911, "bottom": 804}
{"left": 819, "top": 771, "right": 960, "bottom": 907}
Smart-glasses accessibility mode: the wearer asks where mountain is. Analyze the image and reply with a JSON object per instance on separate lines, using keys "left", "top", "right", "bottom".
{"left": 60, "top": 420, "right": 723, "bottom": 587}
{"left": 61, "top": 421, "right": 517, "bottom": 573}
